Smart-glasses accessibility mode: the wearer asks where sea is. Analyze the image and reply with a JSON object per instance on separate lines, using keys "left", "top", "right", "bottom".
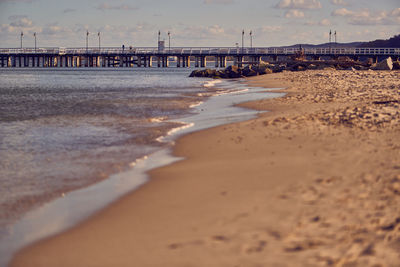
{"left": 0, "top": 67, "right": 281, "bottom": 266}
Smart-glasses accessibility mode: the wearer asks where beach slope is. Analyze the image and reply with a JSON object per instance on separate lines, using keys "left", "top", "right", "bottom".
{"left": 11, "top": 70, "right": 400, "bottom": 267}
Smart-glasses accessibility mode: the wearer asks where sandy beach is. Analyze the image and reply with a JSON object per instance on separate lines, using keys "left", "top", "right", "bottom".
{"left": 11, "top": 69, "right": 400, "bottom": 267}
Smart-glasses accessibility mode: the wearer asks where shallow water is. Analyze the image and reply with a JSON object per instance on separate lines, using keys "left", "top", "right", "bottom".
{"left": 0, "top": 68, "right": 281, "bottom": 266}
{"left": 0, "top": 68, "right": 223, "bottom": 231}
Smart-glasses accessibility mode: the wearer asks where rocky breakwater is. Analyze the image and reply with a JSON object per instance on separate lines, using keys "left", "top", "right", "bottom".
{"left": 189, "top": 57, "right": 400, "bottom": 79}
{"left": 189, "top": 64, "right": 273, "bottom": 79}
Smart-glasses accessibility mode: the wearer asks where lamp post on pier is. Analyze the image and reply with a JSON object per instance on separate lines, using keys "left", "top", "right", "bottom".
{"left": 241, "top": 29, "right": 244, "bottom": 54}
{"left": 20, "top": 31, "right": 23, "bottom": 49}
{"left": 86, "top": 30, "right": 89, "bottom": 53}
{"left": 33, "top": 32, "right": 37, "bottom": 52}
{"left": 168, "top": 31, "right": 171, "bottom": 52}
{"left": 250, "top": 30, "right": 253, "bottom": 49}
{"left": 98, "top": 32, "right": 101, "bottom": 50}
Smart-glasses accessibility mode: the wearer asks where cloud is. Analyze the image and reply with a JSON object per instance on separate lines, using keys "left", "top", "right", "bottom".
{"left": 304, "top": 18, "right": 331, "bottom": 26}
{"left": 319, "top": 18, "right": 331, "bottom": 26}
{"left": 331, "top": 7, "right": 355, "bottom": 16}
{"left": 332, "top": 7, "right": 400, "bottom": 25}
{"left": 9, "top": 17, "right": 33, "bottom": 27}
{"left": 256, "top": 26, "right": 283, "bottom": 33}
{"left": 392, "top": 8, "right": 400, "bottom": 17}
{"left": 275, "top": 0, "right": 321, "bottom": 10}
{"left": 96, "top": 3, "right": 139, "bottom": 11}
{"left": 8, "top": 15, "right": 28, "bottom": 20}
{"left": 285, "top": 9, "right": 305, "bottom": 18}
{"left": 330, "top": 0, "right": 347, "bottom": 6}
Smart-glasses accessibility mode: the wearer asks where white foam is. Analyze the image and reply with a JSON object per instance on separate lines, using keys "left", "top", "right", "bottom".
{"left": 129, "top": 155, "right": 149, "bottom": 167}
{"left": 148, "top": 117, "right": 167, "bottom": 123}
{"left": 203, "top": 80, "right": 222, "bottom": 88}
{"left": 189, "top": 101, "right": 203, "bottom": 108}
{"left": 156, "top": 122, "right": 195, "bottom": 143}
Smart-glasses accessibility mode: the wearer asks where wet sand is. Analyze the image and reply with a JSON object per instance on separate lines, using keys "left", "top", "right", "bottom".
{"left": 11, "top": 70, "right": 400, "bottom": 267}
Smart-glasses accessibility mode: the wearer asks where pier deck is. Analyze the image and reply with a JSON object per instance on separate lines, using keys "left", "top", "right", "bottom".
{"left": 1, "top": 47, "right": 399, "bottom": 68}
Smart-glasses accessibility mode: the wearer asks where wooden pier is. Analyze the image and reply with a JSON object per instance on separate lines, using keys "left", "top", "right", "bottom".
{"left": 0, "top": 47, "right": 399, "bottom": 68}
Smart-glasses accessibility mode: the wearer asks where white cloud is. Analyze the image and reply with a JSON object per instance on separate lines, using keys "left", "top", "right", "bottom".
{"left": 9, "top": 17, "right": 33, "bottom": 27}
{"left": 330, "top": 0, "right": 347, "bottom": 6}
{"left": 304, "top": 18, "right": 331, "bottom": 26}
{"left": 319, "top": 18, "right": 331, "bottom": 26}
{"left": 97, "top": 3, "right": 139, "bottom": 11}
{"left": 276, "top": 0, "right": 321, "bottom": 10}
{"left": 8, "top": 14, "right": 33, "bottom": 29}
{"left": 391, "top": 8, "right": 400, "bottom": 17}
{"left": 203, "top": 0, "right": 234, "bottom": 4}
{"left": 256, "top": 26, "right": 283, "bottom": 33}
{"left": 8, "top": 15, "right": 28, "bottom": 20}
{"left": 332, "top": 7, "right": 399, "bottom": 25}
{"left": 285, "top": 9, "right": 305, "bottom": 18}
{"left": 332, "top": 7, "right": 354, "bottom": 16}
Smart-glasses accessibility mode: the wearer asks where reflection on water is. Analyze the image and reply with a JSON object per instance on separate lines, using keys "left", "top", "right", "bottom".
{"left": 0, "top": 68, "right": 218, "bottom": 232}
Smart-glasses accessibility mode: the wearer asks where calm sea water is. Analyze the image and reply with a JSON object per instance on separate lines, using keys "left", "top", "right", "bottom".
{"left": 0, "top": 68, "right": 282, "bottom": 266}
{"left": 0, "top": 68, "right": 229, "bottom": 233}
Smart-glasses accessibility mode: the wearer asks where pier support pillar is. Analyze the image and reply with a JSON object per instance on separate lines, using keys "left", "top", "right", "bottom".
{"left": 220, "top": 56, "right": 227, "bottom": 68}
{"left": 11, "top": 56, "right": 15, "bottom": 67}
{"left": 162, "top": 56, "right": 168, "bottom": 67}
{"left": 141, "top": 56, "right": 146, "bottom": 68}
{"left": 236, "top": 56, "right": 243, "bottom": 67}
{"left": 183, "top": 56, "right": 190, "bottom": 68}
{"left": 200, "top": 56, "right": 207, "bottom": 68}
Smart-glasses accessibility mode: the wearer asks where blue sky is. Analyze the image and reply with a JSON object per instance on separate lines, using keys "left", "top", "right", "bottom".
{"left": 0, "top": 0, "right": 399, "bottom": 48}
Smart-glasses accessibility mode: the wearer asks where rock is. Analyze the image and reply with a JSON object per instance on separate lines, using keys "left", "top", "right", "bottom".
{"left": 323, "top": 67, "right": 336, "bottom": 71}
{"left": 372, "top": 57, "right": 393, "bottom": 70}
{"left": 189, "top": 70, "right": 200, "bottom": 77}
{"left": 271, "top": 64, "right": 287, "bottom": 73}
{"left": 392, "top": 61, "right": 400, "bottom": 70}
{"left": 225, "top": 65, "right": 243, "bottom": 78}
{"left": 363, "top": 58, "right": 374, "bottom": 66}
{"left": 308, "top": 64, "right": 317, "bottom": 70}
{"left": 346, "top": 67, "right": 357, "bottom": 71}
{"left": 252, "top": 64, "right": 272, "bottom": 75}
{"left": 353, "top": 65, "right": 368, "bottom": 71}
{"left": 289, "top": 63, "right": 307, "bottom": 71}
{"left": 242, "top": 65, "right": 258, "bottom": 77}
{"left": 205, "top": 69, "right": 217, "bottom": 77}
{"left": 217, "top": 70, "right": 228, "bottom": 78}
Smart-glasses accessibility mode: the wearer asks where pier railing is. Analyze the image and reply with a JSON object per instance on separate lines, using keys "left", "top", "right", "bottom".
{"left": 1, "top": 47, "right": 400, "bottom": 56}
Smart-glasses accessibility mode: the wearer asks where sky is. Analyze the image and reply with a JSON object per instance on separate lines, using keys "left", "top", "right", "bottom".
{"left": 0, "top": 0, "right": 399, "bottom": 48}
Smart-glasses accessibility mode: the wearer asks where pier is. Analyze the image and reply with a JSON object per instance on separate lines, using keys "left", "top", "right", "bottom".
{"left": 0, "top": 47, "right": 399, "bottom": 68}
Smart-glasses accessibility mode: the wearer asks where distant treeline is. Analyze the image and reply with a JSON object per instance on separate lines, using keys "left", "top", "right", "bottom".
{"left": 282, "top": 34, "right": 400, "bottom": 49}
{"left": 359, "top": 35, "right": 400, "bottom": 48}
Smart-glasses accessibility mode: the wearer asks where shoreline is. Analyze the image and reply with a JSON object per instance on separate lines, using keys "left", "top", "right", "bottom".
{"left": 11, "top": 70, "right": 400, "bottom": 266}
{"left": 3, "top": 79, "right": 278, "bottom": 267}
